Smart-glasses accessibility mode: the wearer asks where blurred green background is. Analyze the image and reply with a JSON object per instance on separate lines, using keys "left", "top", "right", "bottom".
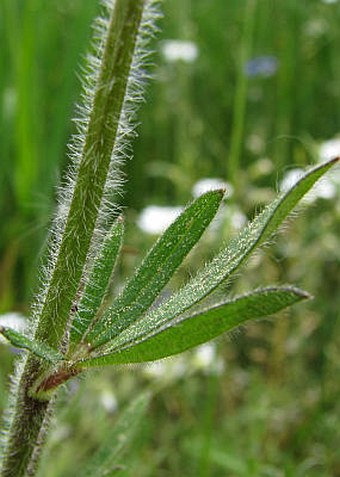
{"left": 0, "top": 0, "right": 339, "bottom": 476}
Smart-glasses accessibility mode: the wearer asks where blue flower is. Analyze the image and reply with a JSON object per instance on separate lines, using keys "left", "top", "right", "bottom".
{"left": 245, "top": 56, "right": 279, "bottom": 78}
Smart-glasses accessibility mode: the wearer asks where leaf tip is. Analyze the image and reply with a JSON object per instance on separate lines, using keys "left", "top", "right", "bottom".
{"left": 318, "top": 155, "right": 340, "bottom": 172}
{"left": 0, "top": 325, "right": 6, "bottom": 340}
{"left": 288, "top": 286, "right": 312, "bottom": 300}
{"left": 0, "top": 325, "right": 9, "bottom": 339}
{"left": 329, "top": 156, "right": 340, "bottom": 165}
{"left": 209, "top": 187, "right": 227, "bottom": 200}
{"left": 300, "top": 290, "right": 313, "bottom": 300}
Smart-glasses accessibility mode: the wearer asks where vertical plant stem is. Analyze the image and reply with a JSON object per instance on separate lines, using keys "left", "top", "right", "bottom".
{"left": 274, "top": 0, "right": 297, "bottom": 169}
{"left": 36, "top": 0, "right": 146, "bottom": 349}
{"left": 0, "top": 357, "right": 51, "bottom": 477}
{"left": 198, "top": 372, "right": 219, "bottom": 477}
{"left": 227, "top": 0, "right": 256, "bottom": 185}
{"left": 0, "top": 1, "right": 147, "bottom": 476}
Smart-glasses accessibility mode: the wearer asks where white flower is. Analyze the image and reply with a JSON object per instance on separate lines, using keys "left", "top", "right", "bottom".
{"left": 100, "top": 389, "right": 118, "bottom": 413}
{"left": 143, "top": 361, "right": 167, "bottom": 378}
{"left": 311, "top": 180, "right": 337, "bottom": 200}
{"left": 279, "top": 168, "right": 305, "bottom": 193}
{"left": 319, "top": 137, "right": 340, "bottom": 162}
{"left": 230, "top": 208, "right": 247, "bottom": 230}
{"left": 193, "top": 343, "right": 224, "bottom": 375}
{"left": 143, "top": 358, "right": 187, "bottom": 380}
{"left": 192, "top": 178, "right": 231, "bottom": 198}
{"left": 280, "top": 166, "right": 338, "bottom": 202}
{"left": 193, "top": 343, "right": 216, "bottom": 368}
{"left": 0, "top": 312, "right": 27, "bottom": 344}
{"left": 318, "top": 137, "right": 340, "bottom": 193}
{"left": 161, "top": 40, "right": 199, "bottom": 63}
{"left": 321, "top": 0, "right": 338, "bottom": 4}
{"left": 137, "top": 205, "right": 184, "bottom": 235}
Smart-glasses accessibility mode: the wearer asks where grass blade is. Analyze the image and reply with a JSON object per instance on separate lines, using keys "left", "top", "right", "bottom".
{"left": 88, "top": 189, "right": 225, "bottom": 347}
{"left": 80, "top": 287, "right": 309, "bottom": 366}
{"left": 79, "top": 393, "right": 151, "bottom": 477}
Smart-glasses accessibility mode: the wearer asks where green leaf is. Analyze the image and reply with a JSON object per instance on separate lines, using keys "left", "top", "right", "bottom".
{"left": 79, "top": 287, "right": 309, "bottom": 366}
{"left": 88, "top": 157, "right": 337, "bottom": 357}
{"left": 70, "top": 217, "right": 124, "bottom": 344}
{"left": 0, "top": 326, "right": 64, "bottom": 363}
{"left": 79, "top": 392, "right": 151, "bottom": 477}
{"left": 87, "top": 189, "right": 225, "bottom": 348}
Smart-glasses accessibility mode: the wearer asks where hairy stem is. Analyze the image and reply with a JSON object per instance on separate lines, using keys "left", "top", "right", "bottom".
{"left": 0, "top": 357, "right": 52, "bottom": 477}
{"left": 0, "top": 1, "right": 147, "bottom": 476}
{"left": 37, "top": 0, "right": 146, "bottom": 349}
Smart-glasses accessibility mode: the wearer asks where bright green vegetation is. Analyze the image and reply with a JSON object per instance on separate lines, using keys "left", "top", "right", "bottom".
{"left": 0, "top": 0, "right": 339, "bottom": 476}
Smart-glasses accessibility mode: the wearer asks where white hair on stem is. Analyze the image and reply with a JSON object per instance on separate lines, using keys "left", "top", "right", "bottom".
{"left": 30, "top": 0, "right": 161, "bottom": 333}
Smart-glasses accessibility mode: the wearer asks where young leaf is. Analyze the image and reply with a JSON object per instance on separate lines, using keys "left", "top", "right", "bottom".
{"left": 88, "top": 157, "right": 338, "bottom": 357}
{"left": 79, "top": 286, "right": 309, "bottom": 366}
{"left": 78, "top": 393, "right": 151, "bottom": 477}
{"left": 87, "top": 189, "right": 225, "bottom": 347}
{"left": 0, "top": 326, "right": 64, "bottom": 363}
{"left": 70, "top": 217, "right": 124, "bottom": 344}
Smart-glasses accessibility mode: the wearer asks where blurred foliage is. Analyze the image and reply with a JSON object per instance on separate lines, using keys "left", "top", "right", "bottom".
{"left": 0, "top": 0, "right": 339, "bottom": 476}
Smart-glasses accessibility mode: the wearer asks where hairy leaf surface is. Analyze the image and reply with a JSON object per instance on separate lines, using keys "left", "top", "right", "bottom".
{"left": 88, "top": 189, "right": 225, "bottom": 347}
{"left": 70, "top": 217, "right": 124, "bottom": 343}
{"left": 87, "top": 158, "right": 337, "bottom": 359}
{"left": 80, "top": 287, "right": 309, "bottom": 366}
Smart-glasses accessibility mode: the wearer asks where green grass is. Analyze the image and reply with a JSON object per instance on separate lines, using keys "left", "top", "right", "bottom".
{"left": 0, "top": 0, "right": 99, "bottom": 309}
